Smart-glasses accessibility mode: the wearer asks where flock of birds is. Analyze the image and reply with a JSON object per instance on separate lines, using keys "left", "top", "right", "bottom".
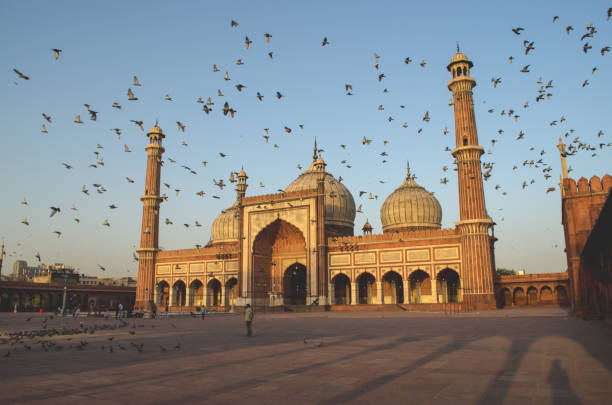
{"left": 7, "top": 8, "right": 612, "bottom": 273}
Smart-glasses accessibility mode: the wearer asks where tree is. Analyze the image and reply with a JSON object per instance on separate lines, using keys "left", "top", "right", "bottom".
{"left": 496, "top": 268, "right": 517, "bottom": 276}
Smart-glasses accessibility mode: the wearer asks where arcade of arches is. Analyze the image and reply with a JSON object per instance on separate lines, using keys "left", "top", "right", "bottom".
{"left": 329, "top": 268, "right": 462, "bottom": 305}
{"left": 154, "top": 277, "right": 239, "bottom": 309}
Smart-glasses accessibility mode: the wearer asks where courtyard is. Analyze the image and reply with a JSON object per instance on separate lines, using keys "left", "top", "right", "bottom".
{"left": 1, "top": 307, "right": 612, "bottom": 404}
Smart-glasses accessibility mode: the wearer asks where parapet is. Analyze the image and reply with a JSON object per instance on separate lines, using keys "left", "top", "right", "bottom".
{"left": 328, "top": 227, "right": 458, "bottom": 246}
{"left": 242, "top": 188, "right": 317, "bottom": 205}
{"left": 563, "top": 174, "right": 611, "bottom": 197}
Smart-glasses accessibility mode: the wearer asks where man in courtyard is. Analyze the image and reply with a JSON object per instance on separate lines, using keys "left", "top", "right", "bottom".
{"left": 200, "top": 305, "right": 206, "bottom": 320}
{"left": 245, "top": 304, "right": 254, "bottom": 336}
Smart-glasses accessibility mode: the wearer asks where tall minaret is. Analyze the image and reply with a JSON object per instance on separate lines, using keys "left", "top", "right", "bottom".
{"left": 135, "top": 123, "right": 165, "bottom": 310}
{"left": 236, "top": 167, "right": 248, "bottom": 301}
{"left": 447, "top": 50, "right": 496, "bottom": 309}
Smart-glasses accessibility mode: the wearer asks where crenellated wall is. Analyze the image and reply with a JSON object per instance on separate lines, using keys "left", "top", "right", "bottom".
{"left": 562, "top": 173, "right": 612, "bottom": 315}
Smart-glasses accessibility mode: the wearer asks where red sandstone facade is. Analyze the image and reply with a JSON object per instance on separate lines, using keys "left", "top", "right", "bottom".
{"left": 134, "top": 52, "right": 576, "bottom": 313}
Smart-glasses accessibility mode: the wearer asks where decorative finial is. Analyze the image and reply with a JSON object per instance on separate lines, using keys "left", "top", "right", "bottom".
{"left": 456, "top": 42, "right": 460, "bottom": 53}
{"left": 406, "top": 161, "right": 411, "bottom": 178}
{"left": 155, "top": 119, "right": 159, "bottom": 126}
{"left": 313, "top": 137, "right": 318, "bottom": 161}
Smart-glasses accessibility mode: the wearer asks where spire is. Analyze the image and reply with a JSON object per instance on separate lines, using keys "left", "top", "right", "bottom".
{"left": 313, "top": 137, "right": 318, "bottom": 161}
{"left": 406, "top": 161, "right": 411, "bottom": 179}
{"left": 456, "top": 42, "right": 460, "bottom": 53}
{"left": 557, "top": 137, "right": 568, "bottom": 179}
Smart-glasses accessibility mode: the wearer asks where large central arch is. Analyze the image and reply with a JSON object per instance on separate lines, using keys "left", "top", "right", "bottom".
{"left": 252, "top": 219, "right": 306, "bottom": 305}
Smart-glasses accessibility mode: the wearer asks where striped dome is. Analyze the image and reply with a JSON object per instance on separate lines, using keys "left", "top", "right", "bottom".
{"left": 211, "top": 203, "right": 239, "bottom": 243}
{"left": 380, "top": 169, "right": 442, "bottom": 233}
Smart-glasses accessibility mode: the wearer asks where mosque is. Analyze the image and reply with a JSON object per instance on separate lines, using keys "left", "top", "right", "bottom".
{"left": 135, "top": 51, "right": 500, "bottom": 311}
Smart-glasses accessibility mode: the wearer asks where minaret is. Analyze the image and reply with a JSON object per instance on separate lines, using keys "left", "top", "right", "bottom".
{"left": 236, "top": 167, "right": 248, "bottom": 301}
{"left": 313, "top": 143, "right": 327, "bottom": 305}
{"left": 0, "top": 241, "right": 4, "bottom": 278}
{"left": 447, "top": 50, "right": 496, "bottom": 309}
{"left": 135, "top": 123, "right": 165, "bottom": 310}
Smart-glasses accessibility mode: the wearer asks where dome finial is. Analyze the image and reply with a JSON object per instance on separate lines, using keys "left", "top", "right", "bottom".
{"left": 406, "top": 161, "right": 411, "bottom": 179}
{"left": 456, "top": 42, "right": 460, "bottom": 53}
{"left": 313, "top": 137, "right": 318, "bottom": 161}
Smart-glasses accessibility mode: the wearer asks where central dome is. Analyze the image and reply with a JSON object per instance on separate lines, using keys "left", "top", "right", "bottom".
{"left": 285, "top": 158, "right": 355, "bottom": 232}
{"left": 380, "top": 164, "right": 442, "bottom": 233}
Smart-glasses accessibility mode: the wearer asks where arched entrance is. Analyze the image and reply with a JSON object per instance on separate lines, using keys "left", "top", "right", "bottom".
{"left": 189, "top": 280, "right": 204, "bottom": 306}
{"left": 540, "top": 286, "right": 553, "bottom": 304}
{"left": 382, "top": 271, "right": 403, "bottom": 304}
{"left": 157, "top": 281, "right": 170, "bottom": 308}
{"left": 502, "top": 288, "right": 512, "bottom": 307}
{"left": 513, "top": 287, "right": 525, "bottom": 306}
{"left": 172, "top": 280, "right": 186, "bottom": 307}
{"left": 437, "top": 268, "right": 461, "bottom": 303}
{"left": 283, "top": 263, "right": 307, "bottom": 305}
{"left": 252, "top": 219, "right": 307, "bottom": 306}
{"left": 357, "top": 272, "right": 376, "bottom": 304}
{"left": 527, "top": 287, "right": 538, "bottom": 305}
{"left": 408, "top": 270, "right": 430, "bottom": 304}
{"left": 226, "top": 278, "right": 238, "bottom": 307}
{"left": 207, "top": 279, "right": 221, "bottom": 306}
{"left": 333, "top": 274, "right": 351, "bottom": 305}
{"left": 555, "top": 286, "right": 569, "bottom": 306}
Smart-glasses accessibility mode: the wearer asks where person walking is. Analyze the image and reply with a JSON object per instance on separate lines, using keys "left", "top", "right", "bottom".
{"left": 150, "top": 301, "right": 157, "bottom": 319}
{"left": 245, "top": 304, "right": 254, "bottom": 336}
{"left": 200, "top": 306, "right": 206, "bottom": 320}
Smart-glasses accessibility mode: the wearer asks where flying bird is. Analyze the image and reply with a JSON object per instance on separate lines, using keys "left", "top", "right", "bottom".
{"left": 52, "top": 48, "right": 62, "bottom": 60}
{"left": 13, "top": 68, "right": 29, "bottom": 80}
{"left": 512, "top": 27, "right": 524, "bottom": 35}
{"left": 133, "top": 76, "right": 141, "bottom": 86}
{"left": 128, "top": 88, "right": 138, "bottom": 101}
{"left": 321, "top": 37, "right": 329, "bottom": 46}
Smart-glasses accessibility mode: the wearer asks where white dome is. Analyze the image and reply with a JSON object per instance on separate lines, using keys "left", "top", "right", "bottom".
{"left": 380, "top": 168, "right": 442, "bottom": 233}
{"left": 211, "top": 203, "right": 239, "bottom": 243}
{"left": 285, "top": 160, "right": 356, "bottom": 230}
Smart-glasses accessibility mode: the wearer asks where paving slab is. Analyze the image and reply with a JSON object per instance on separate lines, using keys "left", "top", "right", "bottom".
{"left": 1, "top": 307, "right": 611, "bottom": 404}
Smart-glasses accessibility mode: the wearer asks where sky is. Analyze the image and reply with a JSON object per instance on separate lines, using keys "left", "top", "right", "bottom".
{"left": 1, "top": 0, "right": 610, "bottom": 278}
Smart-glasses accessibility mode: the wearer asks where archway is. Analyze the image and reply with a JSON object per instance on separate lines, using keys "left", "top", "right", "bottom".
{"left": 172, "top": 280, "right": 186, "bottom": 307}
{"left": 207, "top": 279, "right": 221, "bottom": 306}
{"left": 437, "top": 268, "right": 461, "bottom": 303}
{"left": 226, "top": 278, "right": 238, "bottom": 307}
{"left": 157, "top": 281, "right": 170, "bottom": 308}
{"left": 502, "top": 288, "right": 512, "bottom": 307}
{"left": 540, "top": 286, "right": 553, "bottom": 304}
{"left": 409, "top": 270, "right": 431, "bottom": 304}
{"left": 252, "top": 219, "right": 306, "bottom": 305}
{"left": 333, "top": 274, "right": 351, "bottom": 305}
{"left": 555, "top": 286, "right": 569, "bottom": 306}
{"left": 513, "top": 287, "right": 526, "bottom": 306}
{"left": 283, "top": 263, "right": 307, "bottom": 305}
{"left": 357, "top": 272, "right": 376, "bottom": 304}
{"left": 189, "top": 280, "right": 204, "bottom": 306}
{"left": 527, "top": 287, "right": 538, "bottom": 305}
{"left": 382, "top": 271, "right": 403, "bottom": 304}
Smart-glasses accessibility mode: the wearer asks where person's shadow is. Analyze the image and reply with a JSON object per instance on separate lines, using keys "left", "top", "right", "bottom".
{"left": 548, "top": 359, "right": 582, "bottom": 405}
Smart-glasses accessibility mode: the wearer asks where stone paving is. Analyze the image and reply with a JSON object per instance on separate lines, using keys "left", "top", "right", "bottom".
{"left": 1, "top": 307, "right": 612, "bottom": 404}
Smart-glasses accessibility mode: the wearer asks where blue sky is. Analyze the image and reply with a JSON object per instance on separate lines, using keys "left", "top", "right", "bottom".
{"left": 1, "top": 0, "right": 610, "bottom": 277}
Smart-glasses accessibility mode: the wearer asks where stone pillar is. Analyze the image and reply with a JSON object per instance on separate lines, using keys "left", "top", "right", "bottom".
{"left": 169, "top": 286, "right": 175, "bottom": 307}
{"left": 187, "top": 287, "right": 194, "bottom": 307}
{"left": 403, "top": 280, "right": 410, "bottom": 304}
{"left": 221, "top": 284, "right": 227, "bottom": 307}
{"left": 328, "top": 283, "right": 334, "bottom": 305}
{"left": 351, "top": 282, "right": 358, "bottom": 305}
{"left": 153, "top": 286, "right": 159, "bottom": 306}
{"left": 432, "top": 278, "right": 438, "bottom": 303}
{"left": 376, "top": 282, "right": 383, "bottom": 304}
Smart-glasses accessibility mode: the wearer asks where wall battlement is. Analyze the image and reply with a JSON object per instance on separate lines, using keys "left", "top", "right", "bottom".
{"left": 242, "top": 188, "right": 317, "bottom": 205}
{"left": 328, "top": 228, "right": 458, "bottom": 246}
{"left": 563, "top": 174, "right": 612, "bottom": 197}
